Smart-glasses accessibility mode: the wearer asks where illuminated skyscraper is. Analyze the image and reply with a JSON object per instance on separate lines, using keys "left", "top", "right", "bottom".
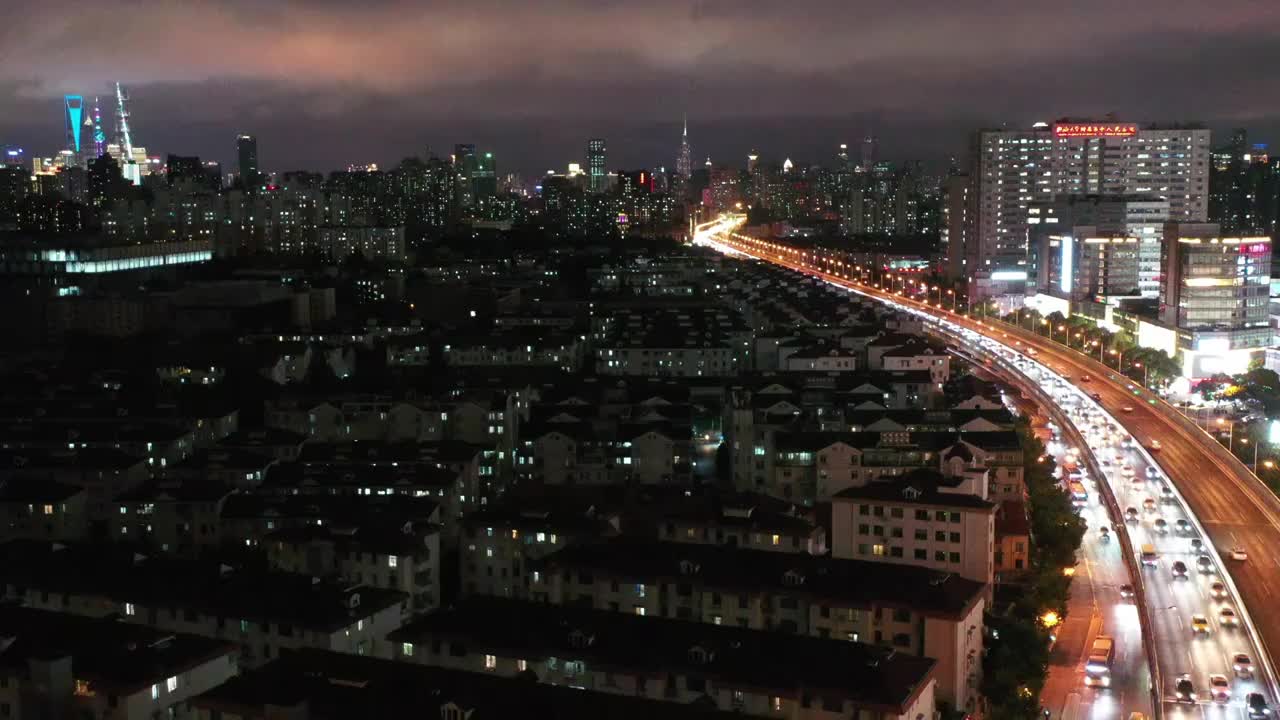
{"left": 91, "top": 98, "right": 106, "bottom": 158}
{"left": 237, "top": 134, "right": 260, "bottom": 189}
{"left": 64, "top": 95, "right": 85, "bottom": 156}
{"left": 113, "top": 83, "right": 142, "bottom": 186}
{"left": 587, "top": 138, "right": 607, "bottom": 193}
{"left": 676, "top": 114, "right": 692, "bottom": 179}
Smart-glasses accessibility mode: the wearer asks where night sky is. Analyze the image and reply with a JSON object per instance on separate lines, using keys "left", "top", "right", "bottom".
{"left": 4, "top": 0, "right": 1279, "bottom": 176}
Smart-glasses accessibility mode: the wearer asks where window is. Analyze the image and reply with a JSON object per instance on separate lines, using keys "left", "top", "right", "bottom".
{"left": 914, "top": 529, "right": 927, "bottom": 541}
{"left": 635, "top": 583, "right": 646, "bottom": 597}
{"left": 950, "top": 512, "right": 961, "bottom": 524}
{"left": 934, "top": 510, "right": 947, "bottom": 521}
{"left": 858, "top": 504, "right": 870, "bottom": 516}
{"left": 42, "top": 504, "right": 53, "bottom": 515}
{"left": 893, "top": 608, "right": 911, "bottom": 622}
{"left": 634, "top": 606, "right": 646, "bottom": 616}
{"left": 151, "top": 684, "right": 159, "bottom": 700}
{"left": 771, "top": 534, "right": 780, "bottom": 546}
{"left": 890, "top": 507, "right": 904, "bottom": 519}
{"left": 950, "top": 552, "right": 961, "bottom": 563}
{"left": 935, "top": 551, "right": 946, "bottom": 561}
{"left": 167, "top": 676, "right": 178, "bottom": 693}
{"left": 858, "top": 523, "right": 869, "bottom": 535}
{"left": 517, "top": 659, "right": 528, "bottom": 672}
{"left": 872, "top": 506, "right": 884, "bottom": 517}
{"left": 124, "top": 602, "right": 135, "bottom": 616}
{"left": 872, "top": 544, "right": 885, "bottom": 557}
{"left": 914, "top": 549, "right": 927, "bottom": 560}
{"left": 914, "top": 509, "right": 928, "bottom": 520}
{"left": 388, "top": 555, "right": 398, "bottom": 568}
{"left": 949, "top": 532, "right": 960, "bottom": 543}
{"left": 889, "top": 546, "right": 903, "bottom": 558}
{"left": 890, "top": 527, "right": 903, "bottom": 539}
{"left": 484, "top": 654, "right": 496, "bottom": 670}
{"left": 772, "top": 697, "right": 783, "bottom": 711}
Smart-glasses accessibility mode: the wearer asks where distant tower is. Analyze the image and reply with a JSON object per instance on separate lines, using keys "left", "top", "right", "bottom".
{"left": 91, "top": 98, "right": 106, "bottom": 158}
{"left": 838, "top": 143, "right": 850, "bottom": 169}
{"left": 63, "top": 95, "right": 84, "bottom": 156}
{"left": 676, "top": 114, "right": 693, "bottom": 179}
{"left": 587, "top": 138, "right": 607, "bottom": 193}
{"left": 747, "top": 152, "right": 759, "bottom": 174}
{"left": 237, "top": 134, "right": 260, "bottom": 189}
{"left": 861, "top": 135, "right": 877, "bottom": 171}
{"left": 114, "top": 82, "right": 141, "bottom": 186}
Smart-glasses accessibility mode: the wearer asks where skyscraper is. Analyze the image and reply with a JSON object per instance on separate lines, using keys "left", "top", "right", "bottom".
{"left": 676, "top": 114, "right": 692, "bottom": 179}
{"left": 860, "top": 135, "right": 877, "bottom": 171}
{"left": 63, "top": 95, "right": 85, "bottom": 156}
{"left": 237, "top": 134, "right": 260, "bottom": 190}
{"left": 587, "top": 138, "right": 607, "bottom": 193}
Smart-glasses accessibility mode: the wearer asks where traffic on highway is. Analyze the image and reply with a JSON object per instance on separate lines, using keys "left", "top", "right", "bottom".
{"left": 695, "top": 222, "right": 1280, "bottom": 720}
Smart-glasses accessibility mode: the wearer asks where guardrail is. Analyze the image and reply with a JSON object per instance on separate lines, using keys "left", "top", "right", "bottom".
{"left": 941, "top": 331, "right": 1162, "bottom": 720}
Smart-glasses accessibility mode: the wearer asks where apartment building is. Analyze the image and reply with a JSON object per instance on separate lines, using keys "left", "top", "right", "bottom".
{"left": 830, "top": 469, "right": 997, "bottom": 584}
{"left": 0, "top": 540, "right": 407, "bottom": 669}
{"left": 655, "top": 491, "right": 827, "bottom": 555}
{"left": 536, "top": 538, "right": 987, "bottom": 713}
{"left": 189, "top": 647, "right": 765, "bottom": 720}
{"left": 0, "top": 606, "right": 237, "bottom": 720}
{"left": 391, "top": 597, "right": 938, "bottom": 720}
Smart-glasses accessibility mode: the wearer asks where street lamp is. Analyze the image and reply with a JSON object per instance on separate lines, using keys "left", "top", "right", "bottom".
{"left": 1217, "top": 417, "right": 1234, "bottom": 450}
{"left": 1241, "top": 438, "right": 1259, "bottom": 474}
{"left": 1133, "top": 362, "right": 1149, "bottom": 387}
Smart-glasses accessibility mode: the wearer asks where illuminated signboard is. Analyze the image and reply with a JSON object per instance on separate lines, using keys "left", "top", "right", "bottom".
{"left": 1052, "top": 123, "right": 1138, "bottom": 139}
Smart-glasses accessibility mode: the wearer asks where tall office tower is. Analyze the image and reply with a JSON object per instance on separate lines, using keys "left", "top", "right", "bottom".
{"left": 966, "top": 120, "right": 1211, "bottom": 298}
{"left": 113, "top": 83, "right": 142, "bottom": 186}
{"left": 1159, "top": 223, "right": 1271, "bottom": 377}
{"left": 453, "top": 144, "right": 478, "bottom": 207}
{"left": 676, "top": 114, "right": 692, "bottom": 179}
{"left": 237, "top": 134, "right": 260, "bottom": 190}
{"left": 91, "top": 98, "right": 106, "bottom": 158}
{"left": 860, "top": 135, "right": 876, "bottom": 171}
{"left": 64, "top": 95, "right": 85, "bottom": 160}
{"left": 587, "top": 138, "right": 607, "bottom": 193}
{"left": 1027, "top": 194, "right": 1171, "bottom": 298}
{"left": 473, "top": 151, "right": 496, "bottom": 201}
{"left": 837, "top": 143, "right": 850, "bottom": 169}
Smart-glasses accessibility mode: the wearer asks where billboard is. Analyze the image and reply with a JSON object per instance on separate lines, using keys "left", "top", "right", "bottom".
{"left": 1052, "top": 123, "right": 1138, "bottom": 139}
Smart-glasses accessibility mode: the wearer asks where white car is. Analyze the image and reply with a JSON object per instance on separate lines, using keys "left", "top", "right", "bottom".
{"left": 1220, "top": 608, "right": 1240, "bottom": 628}
{"left": 1234, "top": 653, "right": 1256, "bottom": 678}
{"left": 1230, "top": 547, "right": 1249, "bottom": 562}
{"left": 1211, "top": 674, "right": 1231, "bottom": 703}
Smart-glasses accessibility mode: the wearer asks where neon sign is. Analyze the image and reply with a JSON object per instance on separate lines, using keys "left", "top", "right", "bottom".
{"left": 1052, "top": 123, "right": 1138, "bottom": 139}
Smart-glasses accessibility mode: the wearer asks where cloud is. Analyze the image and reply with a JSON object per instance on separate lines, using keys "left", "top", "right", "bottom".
{"left": 2, "top": 1, "right": 1279, "bottom": 172}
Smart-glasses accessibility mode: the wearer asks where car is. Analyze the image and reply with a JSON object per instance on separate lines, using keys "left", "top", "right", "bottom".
{"left": 1119, "top": 583, "right": 1135, "bottom": 599}
{"left": 1248, "top": 693, "right": 1271, "bottom": 719}
{"left": 1125, "top": 507, "right": 1139, "bottom": 522}
{"left": 1161, "top": 484, "right": 1175, "bottom": 500}
{"left": 1175, "top": 519, "right": 1192, "bottom": 534}
{"left": 1211, "top": 580, "right": 1228, "bottom": 599}
{"left": 1149, "top": 440, "right": 1162, "bottom": 452}
{"left": 1121, "top": 463, "right": 1136, "bottom": 477}
{"left": 1211, "top": 674, "right": 1231, "bottom": 703}
{"left": 1082, "top": 375, "right": 1092, "bottom": 382}
{"left": 1143, "top": 498, "right": 1157, "bottom": 512}
{"left": 1114, "top": 453, "right": 1125, "bottom": 465}
{"left": 1172, "top": 560, "right": 1188, "bottom": 577}
{"left": 1123, "top": 406, "right": 1135, "bottom": 413}
{"left": 1230, "top": 547, "right": 1249, "bottom": 561}
{"left": 1146, "top": 466, "right": 1160, "bottom": 479}
{"left": 1154, "top": 518, "right": 1169, "bottom": 534}
{"left": 1191, "top": 614, "right": 1211, "bottom": 633}
{"left": 1220, "top": 607, "right": 1239, "bottom": 628}
{"left": 1099, "top": 526, "right": 1110, "bottom": 541}
{"left": 1091, "top": 392, "right": 1102, "bottom": 401}
{"left": 1234, "top": 653, "right": 1255, "bottom": 678}
{"left": 1176, "top": 675, "right": 1197, "bottom": 702}
{"left": 1197, "top": 554, "right": 1214, "bottom": 572}
{"left": 1191, "top": 538, "right": 1204, "bottom": 553}
{"left": 1099, "top": 455, "right": 1112, "bottom": 467}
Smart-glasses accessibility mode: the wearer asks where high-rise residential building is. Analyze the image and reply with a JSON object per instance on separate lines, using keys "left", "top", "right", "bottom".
{"left": 586, "top": 138, "right": 607, "bottom": 193}
{"left": 473, "top": 151, "right": 496, "bottom": 202}
{"left": 942, "top": 174, "right": 972, "bottom": 281}
{"left": 1209, "top": 129, "right": 1280, "bottom": 236}
{"left": 453, "top": 145, "right": 497, "bottom": 207}
{"left": 1159, "top": 222, "right": 1271, "bottom": 377}
{"left": 676, "top": 114, "right": 692, "bottom": 179}
{"left": 960, "top": 120, "right": 1212, "bottom": 298}
{"left": 237, "top": 134, "right": 260, "bottom": 190}
{"left": 860, "top": 135, "right": 877, "bottom": 171}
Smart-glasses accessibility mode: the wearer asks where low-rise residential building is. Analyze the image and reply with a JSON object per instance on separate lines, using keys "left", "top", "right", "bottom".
{"left": 391, "top": 597, "right": 938, "bottom": 720}
{"left": 0, "top": 540, "right": 407, "bottom": 669}
{"left": 0, "top": 478, "right": 90, "bottom": 542}
{"left": 189, "top": 647, "right": 762, "bottom": 720}
{"left": 830, "top": 469, "right": 997, "bottom": 584}
{"left": 656, "top": 491, "right": 827, "bottom": 555}
{"left": 537, "top": 538, "right": 986, "bottom": 713}
{"left": 111, "top": 479, "right": 232, "bottom": 553}
{"left": 994, "top": 500, "right": 1031, "bottom": 578}
{"left": 266, "top": 520, "right": 441, "bottom": 616}
{"left": 0, "top": 606, "right": 238, "bottom": 720}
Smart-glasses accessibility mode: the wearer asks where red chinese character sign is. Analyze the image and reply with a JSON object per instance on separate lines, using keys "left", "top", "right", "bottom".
{"left": 1052, "top": 123, "right": 1139, "bottom": 139}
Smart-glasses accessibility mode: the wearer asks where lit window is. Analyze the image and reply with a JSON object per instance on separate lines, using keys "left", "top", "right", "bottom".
{"left": 42, "top": 504, "right": 53, "bottom": 515}
{"left": 357, "top": 619, "right": 364, "bottom": 631}
{"left": 484, "top": 654, "right": 496, "bottom": 670}
{"left": 151, "top": 684, "right": 159, "bottom": 700}
{"left": 634, "top": 606, "right": 646, "bottom": 616}
{"left": 388, "top": 555, "right": 398, "bottom": 568}
{"left": 125, "top": 603, "right": 135, "bottom": 616}
{"left": 517, "top": 659, "right": 528, "bottom": 672}
{"left": 167, "top": 676, "right": 178, "bottom": 692}
{"left": 536, "top": 532, "right": 546, "bottom": 543}
{"left": 771, "top": 534, "right": 780, "bottom": 546}
{"left": 402, "top": 642, "right": 414, "bottom": 656}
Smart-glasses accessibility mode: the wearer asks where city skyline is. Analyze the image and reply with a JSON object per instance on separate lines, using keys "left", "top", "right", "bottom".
{"left": 3, "top": 1, "right": 1280, "bottom": 173}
